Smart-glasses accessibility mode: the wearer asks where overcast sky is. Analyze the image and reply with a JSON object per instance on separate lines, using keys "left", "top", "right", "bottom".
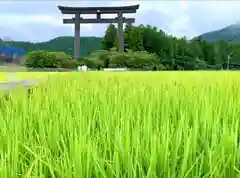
{"left": 0, "top": 0, "right": 239, "bottom": 42}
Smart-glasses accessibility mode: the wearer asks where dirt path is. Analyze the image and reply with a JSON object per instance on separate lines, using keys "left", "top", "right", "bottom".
{"left": 0, "top": 80, "right": 38, "bottom": 93}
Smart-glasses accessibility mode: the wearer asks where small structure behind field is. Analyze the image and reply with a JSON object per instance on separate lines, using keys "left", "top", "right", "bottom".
{"left": 103, "top": 68, "right": 129, "bottom": 72}
{"left": 0, "top": 45, "right": 26, "bottom": 64}
{"left": 77, "top": 65, "right": 88, "bottom": 71}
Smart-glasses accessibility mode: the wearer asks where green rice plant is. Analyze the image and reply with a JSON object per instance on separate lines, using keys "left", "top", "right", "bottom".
{"left": 0, "top": 71, "right": 240, "bottom": 177}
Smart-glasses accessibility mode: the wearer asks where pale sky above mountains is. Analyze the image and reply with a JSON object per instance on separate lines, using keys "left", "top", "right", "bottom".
{"left": 0, "top": 0, "right": 239, "bottom": 42}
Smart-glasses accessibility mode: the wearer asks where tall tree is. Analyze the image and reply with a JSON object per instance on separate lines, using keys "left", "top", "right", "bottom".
{"left": 101, "top": 24, "right": 117, "bottom": 50}
{"left": 124, "top": 23, "right": 133, "bottom": 51}
{"left": 128, "top": 26, "right": 144, "bottom": 51}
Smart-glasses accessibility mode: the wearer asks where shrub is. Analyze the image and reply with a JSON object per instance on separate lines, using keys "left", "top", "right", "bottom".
{"left": 24, "top": 50, "right": 56, "bottom": 68}
{"left": 108, "top": 52, "right": 130, "bottom": 68}
{"left": 176, "top": 65, "right": 184, "bottom": 71}
{"left": 151, "top": 64, "right": 165, "bottom": 71}
{"left": 60, "top": 59, "right": 77, "bottom": 69}
{"left": 51, "top": 52, "right": 77, "bottom": 69}
{"left": 86, "top": 50, "right": 110, "bottom": 68}
{"left": 86, "top": 48, "right": 161, "bottom": 69}
{"left": 126, "top": 50, "right": 160, "bottom": 69}
{"left": 24, "top": 50, "right": 76, "bottom": 69}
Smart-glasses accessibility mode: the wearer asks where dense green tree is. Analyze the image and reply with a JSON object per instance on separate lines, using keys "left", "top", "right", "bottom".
{"left": 85, "top": 48, "right": 162, "bottom": 70}
{"left": 101, "top": 24, "right": 117, "bottom": 51}
{"left": 108, "top": 51, "right": 130, "bottom": 68}
{"left": 24, "top": 50, "right": 56, "bottom": 68}
{"left": 13, "top": 22, "right": 240, "bottom": 70}
{"left": 229, "top": 43, "right": 240, "bottom": 65}
{"left": 121, "top": 24, "right": 240, "bottom": 70}
{"left": 124, "top": 23, "right": 133, "bottom": 51}
{"left": 24, "top": 50, "right": 76, "bottom": 68}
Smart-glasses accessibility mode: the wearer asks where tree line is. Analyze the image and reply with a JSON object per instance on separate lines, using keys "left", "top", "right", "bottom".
{"left": 99, "top": 24, "right": 240, "bottom": 70}
{"left": 24, "top": 23, "right": 240, "bottom": 70}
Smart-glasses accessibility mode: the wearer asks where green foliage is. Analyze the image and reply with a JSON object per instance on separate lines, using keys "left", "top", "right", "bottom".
{"left": 24, "top": 50, "right": 77, "bottom": 69}
{"left": 11, "top": 23, "right": 240, "bottom": 70}
{"left": 86, "top": 48, "right": 162, "bottom": 70}
{"left": 60, "top": 60, "right": 77, "bottom": 69}
{"left": 119, "top": 24, "right": 240, "bottom": 70}
{"left": 4, "top": 36, "right": 102, "bottom": 57}
{"left": 87, "top": 50, "right": 110, "bottom": 68}
{"left": 125, "top": 50, "right": 158, "bottom": 69}
{"left": 25, "top": 50, "right": 56, "bottom": 68}
{"left": 124, "top": 24, "right": 133, "bottom": 51}
{"left": 101, "top": 24, "right": 117, "bottom": 51}
{"left": 108, "top": 51, "right": 130, "bottom": 68}
{"left": 50, "top": 52, "right": 76, "bottom": 69}
{"left": 76, "top": 57, "right": 96, "bottom": 68}
{"left": 154, "top": 64, "right": 166, "bottom": 71}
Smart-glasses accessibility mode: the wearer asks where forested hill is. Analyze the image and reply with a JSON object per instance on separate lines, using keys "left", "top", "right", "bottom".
{"left": 3, "top": 23, "right": 240, "bottom": 58}
{"left": 197, "top": 24, "right": 240, "bottom": 42}
{"left": 5, "top": 23, "right": 240, "bottom": 70}
{"left": 1, "top": 36, "right": 102, "bottom": 57}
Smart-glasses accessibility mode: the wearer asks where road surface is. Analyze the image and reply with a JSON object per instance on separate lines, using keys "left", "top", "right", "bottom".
{"left": 0, "top": 80, "right": 38, "bottom": 93}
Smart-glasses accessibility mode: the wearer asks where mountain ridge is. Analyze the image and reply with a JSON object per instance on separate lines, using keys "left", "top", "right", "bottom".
{"left": 197, "top": 23, "right": 240, "bottom": 42}
{"left": 0, "top": 36, "right": 102, "bottom": 57}
{"left": 3, "top": 23, "right": 240, "bottom": 57}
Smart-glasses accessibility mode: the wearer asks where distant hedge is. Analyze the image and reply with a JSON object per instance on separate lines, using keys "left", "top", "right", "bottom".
{"left": 80, "top": 48, "right": 167, "bottom": 70}
{"left": 24, "top": 50, "right": 77, "bottom": 69}
{"left": 24, "top": 49, "right": 184, "bottom": 70}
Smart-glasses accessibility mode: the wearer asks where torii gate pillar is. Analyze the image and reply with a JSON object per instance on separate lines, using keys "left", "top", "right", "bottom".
{"left": 74, "top": 13, "right": 80, "bottom": 59}
{"left": 117, "top": 12, "right": 124, "bottom": 52}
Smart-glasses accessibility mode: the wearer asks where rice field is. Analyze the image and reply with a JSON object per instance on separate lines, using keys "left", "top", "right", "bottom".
{"left": 1, "top": 71, "right": 240, "bottom": 177}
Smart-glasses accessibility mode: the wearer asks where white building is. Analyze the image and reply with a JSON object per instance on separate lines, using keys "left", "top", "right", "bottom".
{"left": 77, "top": 65, "right": 88, "bottom": 71}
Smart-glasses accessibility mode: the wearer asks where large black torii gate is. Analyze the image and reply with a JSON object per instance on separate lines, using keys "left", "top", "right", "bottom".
{"left": 58, "top": 5, "right": 139, "bottom": 59}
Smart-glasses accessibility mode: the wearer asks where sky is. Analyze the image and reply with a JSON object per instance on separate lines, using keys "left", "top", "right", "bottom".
{"left": 0, "top": 0, "right": 240, "bottom": 42}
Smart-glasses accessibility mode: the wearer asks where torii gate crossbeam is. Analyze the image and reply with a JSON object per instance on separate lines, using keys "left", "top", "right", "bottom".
{"left": 58, "top": 5, "right": 139, "bottom": 59}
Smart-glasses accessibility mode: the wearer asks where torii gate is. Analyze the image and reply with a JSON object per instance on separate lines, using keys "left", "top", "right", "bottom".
{"left": 58, "top": 5, "right": 139, "bottom": 59}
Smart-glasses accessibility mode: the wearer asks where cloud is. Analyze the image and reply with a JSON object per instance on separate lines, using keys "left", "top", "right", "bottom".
{"left": 186, "top": 1, "right": 240, "bottom": 34}
{"left": 0, "top": 1, "right": 240, "bottom": 42}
